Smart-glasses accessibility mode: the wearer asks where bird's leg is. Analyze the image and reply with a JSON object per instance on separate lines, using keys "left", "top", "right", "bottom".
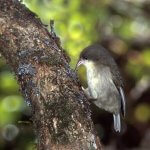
{"left": 82, "top": 87, "right": 97, "bottom": 101}
{"left": 82, "top": 87, "right": 90, "bottom": 97}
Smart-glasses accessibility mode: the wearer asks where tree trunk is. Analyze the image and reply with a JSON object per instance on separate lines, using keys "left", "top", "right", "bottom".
{"left": 0, "top": 0, "right": 102, "bottom": 149}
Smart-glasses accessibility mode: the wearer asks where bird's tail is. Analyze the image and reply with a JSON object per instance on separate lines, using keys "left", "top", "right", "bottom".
{"left": 113, "top": 114, "right": 121, "bottom": 132}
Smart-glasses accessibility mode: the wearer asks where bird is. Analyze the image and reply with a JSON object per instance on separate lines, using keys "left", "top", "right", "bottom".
{"left": 75, "top": 44, "right": 126, "bottom": 132}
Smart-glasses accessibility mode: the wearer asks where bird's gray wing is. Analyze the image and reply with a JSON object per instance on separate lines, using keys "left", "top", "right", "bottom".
{"left": 119, "top": 87, "right": 126, "bottom": 117}
{"left": 108, "top": 60, "right": 126, "bottom": 116}
{"left": 110, "top": 65, "right": 126, "bottom": 117}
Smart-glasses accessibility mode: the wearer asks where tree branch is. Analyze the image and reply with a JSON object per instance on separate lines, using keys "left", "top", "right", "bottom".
{"left": 0, "top": 0, "right": 102, "bottom": 149}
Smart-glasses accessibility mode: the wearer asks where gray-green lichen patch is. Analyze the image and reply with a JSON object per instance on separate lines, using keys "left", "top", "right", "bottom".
{"left": 17, "top": 63, "right": 36, "bottom": 76}
{"left": 87, "top": 134, "right": 98, "bottom": 150}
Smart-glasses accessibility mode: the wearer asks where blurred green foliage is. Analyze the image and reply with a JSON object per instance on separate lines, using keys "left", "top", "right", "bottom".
{"left": 0, "top": 0, "right": 150, "bottom": 149}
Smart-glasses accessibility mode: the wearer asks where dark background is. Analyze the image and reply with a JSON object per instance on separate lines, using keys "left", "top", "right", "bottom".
{"left": 0, "top": 0, "right": 150, "bottom": 149}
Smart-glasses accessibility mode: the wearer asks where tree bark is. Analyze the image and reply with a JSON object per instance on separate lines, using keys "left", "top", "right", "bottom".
{"left": 0, "top": 0, "right": 102, "bottom": 149}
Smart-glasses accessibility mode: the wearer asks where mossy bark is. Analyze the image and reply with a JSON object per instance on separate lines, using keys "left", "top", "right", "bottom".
{"left": 0, "top": 0, "right": 102, "bottom": 149}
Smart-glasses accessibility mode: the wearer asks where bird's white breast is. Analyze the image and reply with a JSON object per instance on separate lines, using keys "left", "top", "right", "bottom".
{"left": 84, "top": 60, "right": 115, "bottom": 99}
{"left": 83, "top": 60, "right": 120, "bottom": 114}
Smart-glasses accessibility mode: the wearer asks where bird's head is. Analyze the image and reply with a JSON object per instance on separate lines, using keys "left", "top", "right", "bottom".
{"left": 75, "top": 44, "right": 103, "bottom": 71}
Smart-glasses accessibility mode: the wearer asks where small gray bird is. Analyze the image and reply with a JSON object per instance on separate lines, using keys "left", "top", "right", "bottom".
{"left": 76, "top": 44, "right": 126, "bottom": 132}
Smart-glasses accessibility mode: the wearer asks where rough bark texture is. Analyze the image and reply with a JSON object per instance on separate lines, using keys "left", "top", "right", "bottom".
{"left": 0, "top": 0, "right": 102, "bottom": 149}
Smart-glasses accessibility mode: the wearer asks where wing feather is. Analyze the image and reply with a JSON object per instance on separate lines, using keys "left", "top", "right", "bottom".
{"left": 119, "top": 87, "right": 126, "bottom": 117}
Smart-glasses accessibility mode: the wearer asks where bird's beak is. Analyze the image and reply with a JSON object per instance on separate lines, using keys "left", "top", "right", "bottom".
{"left": 75, "top": 59, "right": 84, "bottom": 71}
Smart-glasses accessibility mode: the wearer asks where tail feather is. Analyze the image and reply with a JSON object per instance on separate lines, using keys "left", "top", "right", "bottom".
{"left": 113, "top": 114, "right": 121, "bottom": 132}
